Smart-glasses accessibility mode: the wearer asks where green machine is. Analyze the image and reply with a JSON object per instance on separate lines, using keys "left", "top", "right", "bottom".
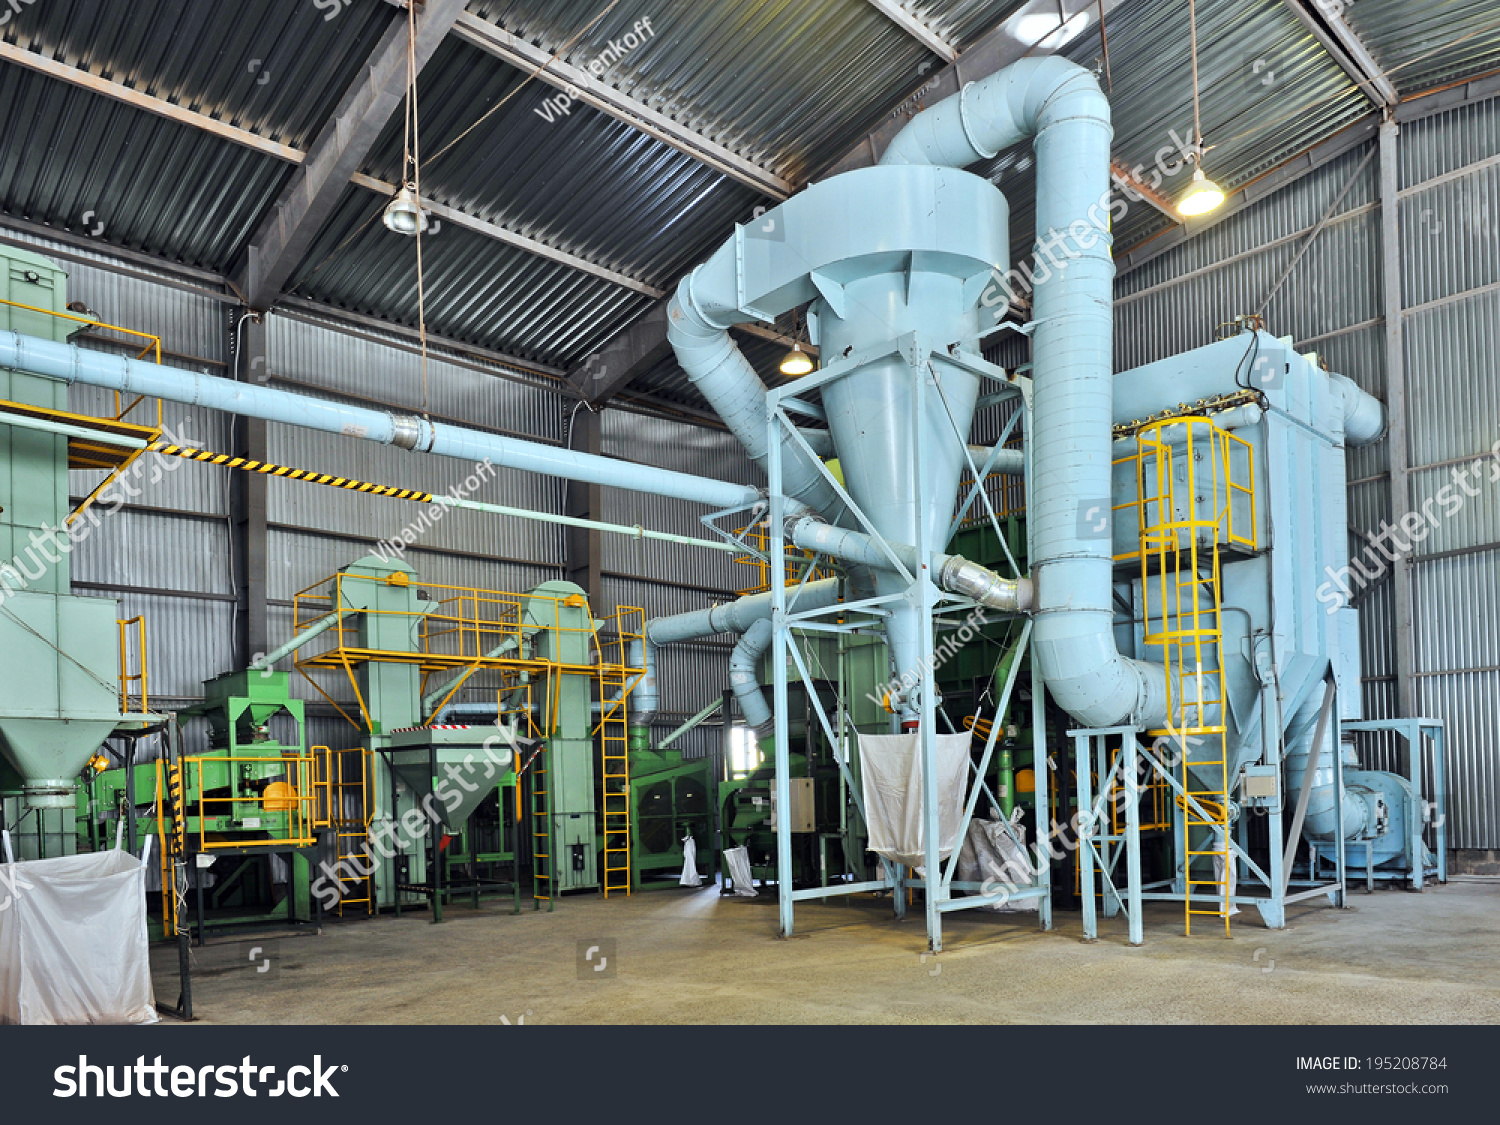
{"left": 0, "top": 247, "right": 130, "bottom": 859}
{"left": 79, "top": 668, "right": 320, "bottom": 934}
{"left": 629, "top": 738, "right": 714, "bottom": 887}
{"left": 520, "top": 579, "right": 599, "bottom": 899}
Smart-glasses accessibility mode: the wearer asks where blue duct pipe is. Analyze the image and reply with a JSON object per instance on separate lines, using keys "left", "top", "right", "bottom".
{"left": 1330, "top": 371, "right": 1385, "bottom": 446}
{"left": 881, "top": 57, "right": 1171, "bottom": 729}
{"left": 668, "top": 278, "right": 846, "bottom": 519}
{"left": 0, "top": 330, "right": 759, "bottom": 512}
{"left": 729, "top": 618, "right": 776, "bottom": 735}
{"left": 633, "top": 577, "right": 845, "bottom": 731}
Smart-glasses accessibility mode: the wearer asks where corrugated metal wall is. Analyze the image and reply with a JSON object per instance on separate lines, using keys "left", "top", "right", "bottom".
{"left": 598, "top": 410, "right": 762, "bottom": 744}
{"left": 1110, "top": 95, "right": 1500, "bottom": 848}
{"left": 1397, "top": 97, "right": 1500, "bottom": 845}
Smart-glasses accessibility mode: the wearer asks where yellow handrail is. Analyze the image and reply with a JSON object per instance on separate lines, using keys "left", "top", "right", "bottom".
{"left": 116, "top": 616, "right": 147, "bottom": 715}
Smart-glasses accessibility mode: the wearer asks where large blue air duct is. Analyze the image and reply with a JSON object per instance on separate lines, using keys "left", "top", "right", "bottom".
{"left": 879, "top": 57, "right": 1170, "bottom": 729}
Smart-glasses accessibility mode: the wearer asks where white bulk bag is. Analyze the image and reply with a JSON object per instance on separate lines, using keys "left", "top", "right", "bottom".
{"left": 858, "top": 732, "right": 971, "bottom": 869}
{"left": 0, "top": 830, "right": 157, "bottom": 1025}
{"left": 723, "top": 845, "right": 758, "bottom": 897}
{"left": 679, "top": 833, "right": 703, "bottom": 886}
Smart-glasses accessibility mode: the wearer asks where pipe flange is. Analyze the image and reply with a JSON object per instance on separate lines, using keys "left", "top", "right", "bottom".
{"left": 389, "top": 413, "right": 428, "bottom": 451}
{"left": 958, "top": 81, "right": 1001, "bottom": 161}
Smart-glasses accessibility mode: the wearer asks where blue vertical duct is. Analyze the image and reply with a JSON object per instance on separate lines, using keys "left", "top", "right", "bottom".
{"left": 878, "top": 57, "right": 1170, "bottom": 729}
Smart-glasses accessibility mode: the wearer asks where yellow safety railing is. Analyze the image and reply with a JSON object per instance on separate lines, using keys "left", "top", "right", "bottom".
{"left": 116, "top": 615, "right": 148, "bottom": 715}
{"left": 0, "top": 297, "right": 163, "bottom": 424}
{"left": 955, "top": 438, "right": 1027, "bottom": 530}
{"left": 180, "top": 754, "right": 319, "bottom": 852}
{"left": 312, "top": 746, "right": 375, "bottom": 916}
{"left": 288, "top": 569, "right": 644, "bottom": 733}
{"left": 732, "top": 524, "right": 833, "bottom": 596}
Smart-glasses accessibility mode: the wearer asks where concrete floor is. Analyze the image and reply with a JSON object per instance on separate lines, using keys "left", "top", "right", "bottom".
{"left": 153, "top": 878, "right": 1500, "bottom": 1025}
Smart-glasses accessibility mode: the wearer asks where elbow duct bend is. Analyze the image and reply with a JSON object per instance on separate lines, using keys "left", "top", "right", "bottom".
{"left": 881, "top": 56, "right": 1169, "bottom": 730}
{"left": 729, "top": 618, "right": 776, "bottom": 736}
{"left": 1330, "top": 371, "right": 1386, "bottom": 446}
{"left": 639, "top": 579, "right": 844, "bottom": 733}
{"left": 667, "top": 276, "right": 845, "bottom": 520}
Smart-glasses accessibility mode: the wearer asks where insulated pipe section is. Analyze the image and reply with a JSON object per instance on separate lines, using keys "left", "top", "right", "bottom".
{"left": 729, "top": 618, "right": 776, "bottom": 735}
{"left": 0, "top": 331, "right": 760, "bottom": 512}
{"left": 881, "top": 57, "right": 1170, "bottom": 730}
{"left": 624, "top": 637, "right": 659, "bottom": 727}
{"left": 667, "top": 278, "right": 845, "bottom": 520}
{"left": 784, "top": 515, "right": 1032, "bottom": 613}
{"left": 1329, "top": 371, "right": 1385, "bottom": 446}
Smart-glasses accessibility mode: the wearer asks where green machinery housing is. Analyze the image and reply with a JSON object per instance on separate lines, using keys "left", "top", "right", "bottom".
{"left": 0, "top": 247, "right": 143, "bottom": 862}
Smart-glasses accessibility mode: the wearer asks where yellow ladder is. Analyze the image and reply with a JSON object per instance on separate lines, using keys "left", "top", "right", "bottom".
{"left": 600, "top": 668, "right": 632, "bottom": 897}
{"left": 527, "top": 741, "right": 554, "bottom": 910}
{"left": 1137, "top": 417, "right": 1246, "bottom": 936}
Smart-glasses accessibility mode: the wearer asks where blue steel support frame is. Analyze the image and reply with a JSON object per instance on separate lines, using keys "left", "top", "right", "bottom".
{"left": 764, "top": 344, "right": 1044, "bottom": 951}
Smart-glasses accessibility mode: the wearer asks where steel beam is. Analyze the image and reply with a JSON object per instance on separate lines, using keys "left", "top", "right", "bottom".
{"left": 1379, "top": 118, "right": 1415, "bottom": 718}
{"left": 1281, "top": 0, "right": 1398, "bottom": 107}
{"left": 865, "top": 0, "right": 958, "bottom": 62}
{"left": 452, "top": 12, "right": 792, "bottom": 200}
{"left": 236, "top": 0, "right": 468, "bottom": 311}
{"left": 1110, "top": 159, "right": 1181, "bottom": 222}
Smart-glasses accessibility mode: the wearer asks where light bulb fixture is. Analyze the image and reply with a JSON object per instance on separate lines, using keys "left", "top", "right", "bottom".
{"left": 1176, "top": 0, "right": 1225, "bottom": 220}
{"left": 779, "top": 344, "right": 814, "bottom": 377}
{"left": 382, "top": 185, "right": 427, "bottom": 236}
{"left": 1177, "top": 167, "right": 1225, "bottom": 217}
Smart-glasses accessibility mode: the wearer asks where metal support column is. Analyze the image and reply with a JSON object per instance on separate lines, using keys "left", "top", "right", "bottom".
{"left": 1378, "top": 118, "right": 1415, "bottom": 719}
{"left": 564, "top": 405, "right": 604, "bottom": 609}
{"left": 230, "top": 309, "right": 270, "bottom": 669}
{"left": 767, "top": 411, "right": 795, "bottom": 938}
{"left": 913, "top": 368, "right": 943, "bottom": 953}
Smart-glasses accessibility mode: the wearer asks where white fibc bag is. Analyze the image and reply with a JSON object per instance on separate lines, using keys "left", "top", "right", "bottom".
{"left": 0, "top": 827, "right": 158, "bottom": 1025}
{"left": 858, "top": 732, "right": 971, "bottom": 870}
{"left": 723, "top": 845, "right": 758, "bottom": 896}
{"left": 679, "top": 833, "right": 703, "bottom": 886}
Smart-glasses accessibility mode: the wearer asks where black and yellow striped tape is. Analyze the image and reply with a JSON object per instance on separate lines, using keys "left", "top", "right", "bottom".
{"left": 149, "top": 443, "right": 435, "bottom": 503}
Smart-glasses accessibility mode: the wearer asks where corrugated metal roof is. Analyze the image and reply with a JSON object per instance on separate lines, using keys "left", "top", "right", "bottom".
{"left": 284, "top": 182, "right": 657, "bottom": 367}
{"left": 0, "top": 0, "right": 1497, "bottom": 389}
{"left": 0, "top": 0, "right": 395, "bottom": 270}
{"left": 359, "top": 35, "right": 766, "bottom": 288}
{"left": 466, "top": 0, "right": 945, "bottom": 185}
{"left": 1345, "top": 0, "right": 1500, "bottom": 98}
{"left": 3, "top": 0, "right": 396, "bottom": 147}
